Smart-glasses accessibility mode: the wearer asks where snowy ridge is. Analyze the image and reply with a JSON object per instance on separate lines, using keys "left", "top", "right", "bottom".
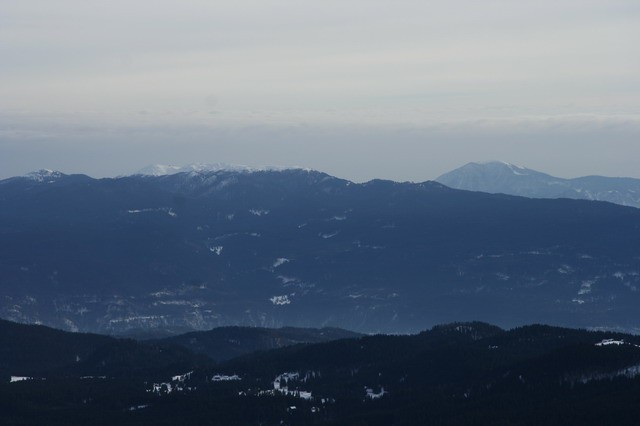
{"left": 135, "top": 164, "right": 183, "bottom": 176}
{"left": 135, "top": 163, "right": 310, "bottom": 177}
{"left": 24, "top": 169, "right": 64, "bottom": 182}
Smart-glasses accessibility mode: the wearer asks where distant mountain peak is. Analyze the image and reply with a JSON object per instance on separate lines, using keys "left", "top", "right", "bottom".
{"left": 135, "top": 163, "right": 310, "bottom": 177}
{"left": 135, "top": 164, "right": 183, "bottom": 176}
{"left": 467, "top": 161, "right": 532, "bottom": 176}
{"left": 24, "top": 169, "right": 65, "bottom": 182}
{"left": 437, "top": 162, "right": 640, "bottom": 207}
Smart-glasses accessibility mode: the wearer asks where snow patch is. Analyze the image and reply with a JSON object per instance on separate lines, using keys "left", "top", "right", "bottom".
{"left": 320, "top": 231, "right": 339, "bottom": 239}
{"left": 270, "top": 295, "right": 291, "bottom": 305}
{"left": 365, "top": 386, "right": 386, "bottom": 399}
{"left": 558, "top": 265, "right": 573, "bottom": 274}
{"left": 129, "top": 404, "right": 150, "bottom": 411}
{"left": 172, "top": 371, "right": 193, "bottom": 382}
{"left": 270, "top": 372, "right": 313, "bottom": 400}
{"left": 209, "top": 246, "right": 223, "bottom": 255}
{"left": 148, "top": 372, "right": 196, "bottom": 395}
{"left": 273, "top": 258, "right": 290, "bottom": 268}
{"left": 578, "top": 280, "right": 594, "bottom": 295}
{"left": 277, "top": 276, "right": 297, "bottom": 284}
{"left": 212, "top": 374, "right": 241, "bottom": 382}
{"left": 127, "top": 207, "right": 176, "bottom": 217}
{"left": 594, "top": 339, "right": 640, "bottom": 349}
{"left": 354, "top": 241, "right": 385, "bottom": 250}
{"left": 505, "top": 162, "right": 529, "bottom": 176}
{"left": 150, "top": 290, "right": 174, "bottom": 297}
{"left": 595, "top": 339, "right": 625, "bottom": 346}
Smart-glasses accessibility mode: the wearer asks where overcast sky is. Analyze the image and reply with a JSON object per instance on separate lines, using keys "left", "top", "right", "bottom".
{"left": 1, "top": 0, "right": 639, "bottom": 181}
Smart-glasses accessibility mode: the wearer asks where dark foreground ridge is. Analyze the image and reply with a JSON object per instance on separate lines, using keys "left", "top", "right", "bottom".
{"left": 0, "top": 319, "right": 359, "bottom": 375}
{"left": 3, "top": 319, "right": 640, "bottom": 425}
{"left": 158, "top": 326, "right": 362, "bottom": 362}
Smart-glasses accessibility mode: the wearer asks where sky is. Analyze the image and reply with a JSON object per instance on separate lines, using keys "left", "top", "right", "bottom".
{"left": 1, "top": 0, "right": 639, "bottom": 182}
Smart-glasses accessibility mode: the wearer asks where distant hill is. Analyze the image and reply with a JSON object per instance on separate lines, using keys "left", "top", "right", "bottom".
{"left": 436, "top": 161, "right": 640, "bottom": 208}
{"left": 0, "top": 319, "right": 358, "bottom": 377}
{"left": 0, "top": 319, "right": 208, "bottom": 378}
{"left": 159, "top": 326, "right": 362, "bottom": 362}
{"left": 0, "top": 319, "right": 112, "bottom": 376}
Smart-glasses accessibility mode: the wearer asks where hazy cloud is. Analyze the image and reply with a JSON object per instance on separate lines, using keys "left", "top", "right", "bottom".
{"left": 1, "top": 1, "right": 639, "bottom": 179}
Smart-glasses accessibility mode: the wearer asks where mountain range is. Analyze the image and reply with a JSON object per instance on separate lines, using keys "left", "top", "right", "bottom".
{"left": 436, "top": 161, "right": 640, "bottom": 208}
{"left": 1, "top": 166, "right": 640, "bottom": 334}
{"left": 0, "top": 319, "right": 357, "bottom": 376}
{"left": 4, "top": 319, "right": 640, "bottom": 425}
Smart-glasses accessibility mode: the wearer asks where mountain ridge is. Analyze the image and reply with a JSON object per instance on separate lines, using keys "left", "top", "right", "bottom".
{"left": 135, "top": 163, "right": 310, "bottom": 176}
{"left": 0, "top": 319, "right": 360, "bottom": 375}
{"left": 4, "top": 318, "right": 640, "bottom": 424}
{"left": 1, "top": 168, "right": 640, "bottom": 334}
{"left": 436, "top": 161, "right": 640, "bottom": 207}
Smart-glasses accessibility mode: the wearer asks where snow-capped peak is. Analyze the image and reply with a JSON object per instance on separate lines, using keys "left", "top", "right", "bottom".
{"left": 135, "top": 163, "right": 307, "bottom": 177}
{"left": 136, "top": 164, "right": 184, "bottom": 176}
{"left": 24, "top": 169, "right": 64, "bottom": 182}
